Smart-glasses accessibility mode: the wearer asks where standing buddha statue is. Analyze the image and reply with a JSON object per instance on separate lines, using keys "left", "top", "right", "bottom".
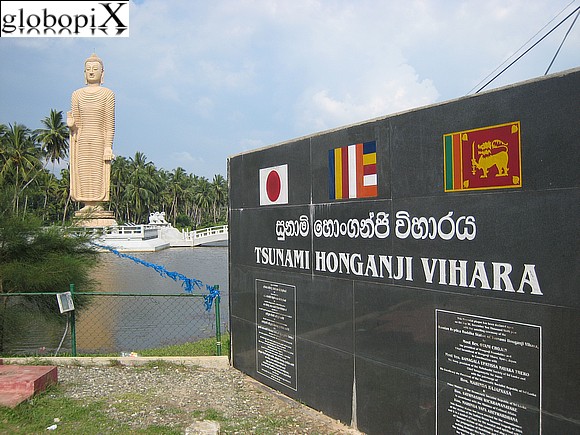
{"left": 67, "top": 52, "right": 115, "bottom": 210}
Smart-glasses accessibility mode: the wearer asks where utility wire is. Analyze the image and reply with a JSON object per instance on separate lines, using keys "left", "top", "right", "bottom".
{"left": 54, "top": 312, "right": 70, "bottom": 357}
{"left": 473, "top": 6, "right": 579, "bottom": 94}
{"left": 545, "top": 7, "right": 579, "bottom": 75}
{"left": 467, "top": 2, "right": 579, "bottom": 94}
{"left": 467, "top": 1, "right": 576, "bottom": 94}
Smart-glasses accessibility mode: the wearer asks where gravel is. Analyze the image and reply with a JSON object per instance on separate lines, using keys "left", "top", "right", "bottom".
{"left": 56, "top": 361, "right": 361, "bottom": 434}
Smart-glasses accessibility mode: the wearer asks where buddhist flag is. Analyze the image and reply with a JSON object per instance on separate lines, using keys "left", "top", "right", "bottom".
{"left": 328, "top": 141, "right": 378, "bottom": 200}
{"left": 259, "top": 164, "right": 288, "bottom": 205}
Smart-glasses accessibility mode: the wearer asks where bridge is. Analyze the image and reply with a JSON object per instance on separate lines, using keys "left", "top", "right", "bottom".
{"left": 90, "top": 224, "right": 228, "bottom": 252}
{"left": 174, "top": 225, "right": 228, "bottom": 247}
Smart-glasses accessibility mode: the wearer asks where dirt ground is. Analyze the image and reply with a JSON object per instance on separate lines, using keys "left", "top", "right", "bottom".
{"left": 57, "top": 361, "right": 363, "bottom": 434}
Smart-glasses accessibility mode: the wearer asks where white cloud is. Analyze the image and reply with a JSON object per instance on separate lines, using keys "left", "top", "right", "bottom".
{"left": 194, "top": 97, "right": 216, "bottom": 117}
{"left": 169, "top": 151, "right": 205, "bottom": 169}
{"left": 1, "top": 0, "right": 577, "bottom": 179}
{"left": 295, "top": 63, "right": 439, "bottom": 133}
{"left": 156, "top": 85, "right": 182, "bottom": 103}
{"left": 198, "top": 60, "right": 256, "bottom": 90}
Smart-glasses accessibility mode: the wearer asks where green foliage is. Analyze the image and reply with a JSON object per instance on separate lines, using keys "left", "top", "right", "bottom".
{"left": 1, "top": 115, "right": 228, "bottom": 227}
{"left": 0, "top": 214, "right": 99, "bottom": 295}
{"left": 191, "top": 408, "right": 227, "bottom": 422}
{"left": 0, "top": 201, "right": 100, "bottom": 352}
{"left": 107, "top": 359, "right": 123, "bottom": 367}
{"left": 35, "top": 109, "right": 69, "bottom": 165}
{"left": 0, "top": 385, "right": 183, "bottom": 434}
{"left": 136, "top": 334, "right": 230, "bottom": 357}
{"left": 174, "top": 213, "right": 192, "bottom": 229}
{"left": 190, "top": 408, "right": 299, "bottom": 433}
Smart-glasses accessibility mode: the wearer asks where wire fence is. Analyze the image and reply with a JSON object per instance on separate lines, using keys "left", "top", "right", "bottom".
{"left": 0, "top": 289, "right": 223, "bottom": 357}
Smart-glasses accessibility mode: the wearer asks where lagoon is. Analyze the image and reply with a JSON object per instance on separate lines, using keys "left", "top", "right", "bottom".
{"left": 6, "top": 246, "right": 229, "bottom": 355}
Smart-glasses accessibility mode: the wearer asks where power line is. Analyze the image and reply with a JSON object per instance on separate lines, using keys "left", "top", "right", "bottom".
{"left": 473, "top": 5, "right": 579, "bottom": 94}
{"left": 467, "top": 2, "right": 579, "bottom": 95}
{"left": 545, "top": 7, "right": 579, "bottom": 75}
{"left": 467, "top": 1, "right": 576, "bottom": 94}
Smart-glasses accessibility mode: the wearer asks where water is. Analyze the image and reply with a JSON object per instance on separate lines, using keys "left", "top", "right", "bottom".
{"left": 3, "top": 246, "right": 229, "bottom": 355}
{"left": 94, "top": 246, "right": 228, "bottom": 296}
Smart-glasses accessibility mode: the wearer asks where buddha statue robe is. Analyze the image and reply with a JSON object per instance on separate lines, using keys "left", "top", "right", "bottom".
{"left": 68, "top": 53, "right": 115, "bottom": 204}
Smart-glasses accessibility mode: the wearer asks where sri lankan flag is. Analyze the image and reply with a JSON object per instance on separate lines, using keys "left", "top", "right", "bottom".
{"left": 329, "top": 141, "right": 377, "bottom": 200}
{"left": 444, "top": 121, "right": 522, "bottom": 192}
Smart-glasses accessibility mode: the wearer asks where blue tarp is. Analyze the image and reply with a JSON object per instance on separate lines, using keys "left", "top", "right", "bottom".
{"left": 94, "top": 243, "right": 220, "bottom": 311}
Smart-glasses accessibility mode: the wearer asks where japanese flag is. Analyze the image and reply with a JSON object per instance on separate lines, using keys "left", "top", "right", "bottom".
{"left": 259, "top": 164, "right": 288, "bottom": 206}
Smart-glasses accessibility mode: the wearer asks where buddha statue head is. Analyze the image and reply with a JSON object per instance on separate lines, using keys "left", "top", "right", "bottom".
{"left": 84, "top": 53, "right": 104, "bottom": 85}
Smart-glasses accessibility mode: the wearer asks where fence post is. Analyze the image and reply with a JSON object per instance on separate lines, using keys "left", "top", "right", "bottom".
{"left": 69, "top": 283, "right": 77, "bottom": 357}
{"left": 214, "top": 285, "right": 222, "bottom": 356}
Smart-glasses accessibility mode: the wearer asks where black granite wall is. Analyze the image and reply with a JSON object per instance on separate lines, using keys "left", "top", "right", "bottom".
{"left": 228, "top": 68, "right": 579, "bottom": 434}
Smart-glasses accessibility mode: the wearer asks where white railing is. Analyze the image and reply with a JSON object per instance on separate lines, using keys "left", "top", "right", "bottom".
{"left": 102, "top": 225, "right": 159, "bottom": 240}
{"left": 181, "top": 225, "right": 228, "bottom": 245}
{"left": 74, "top": 223, "right": 228, "bottom": 248}
{"left": 195, "top": 225, "right": 228, "bottom": 240}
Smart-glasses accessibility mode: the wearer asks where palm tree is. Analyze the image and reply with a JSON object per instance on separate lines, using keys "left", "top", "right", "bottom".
{"left": 56, "top": 168, "right": 72, "bottom": 224}
{"left": 124, "top": 152, "right": 157, "bottom": 223}
{"left": 193, "top": 176, "right": 212, "bottom": 227}
{"left": 2, "top": 118, "right": 230, "bottom": 227}
{"left": 210, "top": 174, "right": 227, "bottom": 224}
{"left": 183, "top": 174, "right": 200, "bottom": 225}
{"left": 111, "top": 156, "right": 130, "bottom": 221}
{"left": 145, "top": 162, "right": 162, "bottom": 214}
{"left": 167, "top": 167, "right": 187, "bottom": 223}
{"left": 35, "top": 109, "right": 69, "bottom": 171}
{"left": 32, "top": 170, "right": 59, "bottom": 222}
{"left": 0, "top": 123, "right": 42, "bottom": 214}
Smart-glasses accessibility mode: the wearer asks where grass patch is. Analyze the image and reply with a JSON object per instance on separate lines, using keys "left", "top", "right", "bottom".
{"left": 107, "top": 391, "right": 155, "bottom": 414}
{"left": 138, "top": 360, "right": 190, "bottom": 372}
{"left": 136, "top": 334, "right": 229, "bottom": 357}
{"left": 191, "top": 408, "right": 227, "bottom": 422}
{"left": 0, "top": 385, "right": 182, "bottom": 434}
{"left": 11, "top": 357, "right": 55, "bottom": 366}
{"left": 219, "top": 413, "right": 299, "bottom": 434}
{"left": 189, "top": 408, "right": 301, "bottom": 434}
{"left": 9, "top": 334, "right": 232, "bottom": 359}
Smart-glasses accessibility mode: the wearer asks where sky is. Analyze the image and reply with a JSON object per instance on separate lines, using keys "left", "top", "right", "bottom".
{"left": 1, "top": 0, "right": 578, "bottom": 180}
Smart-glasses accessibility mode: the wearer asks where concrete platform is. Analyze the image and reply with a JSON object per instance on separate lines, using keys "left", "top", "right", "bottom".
{"left": 3, "top": 356, "right": 229, "bottom": 369}
{"left": 96, "top": 237, "right": 170, "bottom": 252}
{"left": 0, "top": 364, "right": 58, "bottom": 408}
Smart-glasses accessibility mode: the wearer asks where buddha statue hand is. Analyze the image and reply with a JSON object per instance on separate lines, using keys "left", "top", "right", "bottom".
{"left": 103, "top": 148, "right": 113, "bottom": 162}
{"left": 66, "top": 111, "right": 75, "bottom": 128}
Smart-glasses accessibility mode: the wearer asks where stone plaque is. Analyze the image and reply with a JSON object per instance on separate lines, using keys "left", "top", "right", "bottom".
{"left": 256, "top": 279, "right": 297, "bottom": 390}
{"left": 436, "top": 310, "right": 541, "bottom": 434}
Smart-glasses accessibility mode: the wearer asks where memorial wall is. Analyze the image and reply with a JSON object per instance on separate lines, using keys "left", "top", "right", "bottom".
{"left": 228, "top": 68, "right": 579, "bottom": 434}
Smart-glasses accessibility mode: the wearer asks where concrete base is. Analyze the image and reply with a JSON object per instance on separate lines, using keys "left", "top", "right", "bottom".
{"left": 3, "top": 356, "right": 230, "bottom": 369}
{"left": 185, "top": 420, "right": 220, "bottom": 434}
{"left": 75, "top": 217, "right": 118, "bottom": 227}
{"left": 73, "top": 208, "right": 117, "bottom": 227}
{"left": 96, "top": 237, "right": 171, "bottom": 252}
{"left": 0, "top": 365, "right": 58, "bottom": 408}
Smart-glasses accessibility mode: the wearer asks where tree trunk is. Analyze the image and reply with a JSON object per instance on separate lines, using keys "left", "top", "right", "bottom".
{"left": 62, "top": 192, "right": 72, "bottom": 225}
{"left": 0, "top": 296, "right": 7, "bottom": 353}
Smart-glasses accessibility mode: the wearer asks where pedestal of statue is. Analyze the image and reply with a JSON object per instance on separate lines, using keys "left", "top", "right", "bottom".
{"left": 73, "top": 206, "right": 117, "bottom": 227}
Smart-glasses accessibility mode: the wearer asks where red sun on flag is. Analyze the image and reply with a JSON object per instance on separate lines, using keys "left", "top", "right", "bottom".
{"left": 259, "top": 164, "right": 288, "bottom": 205}
{"left": 266, "top": 170, "right": 281, "bottom": 202}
